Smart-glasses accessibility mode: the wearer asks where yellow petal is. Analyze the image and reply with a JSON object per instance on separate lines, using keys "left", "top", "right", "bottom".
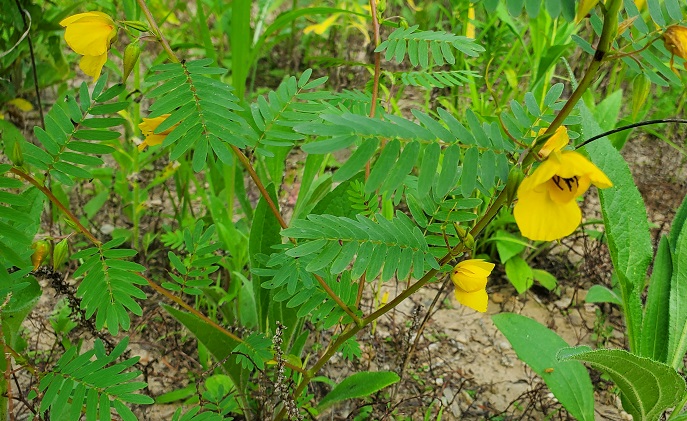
{"left": 518, "top": 154, "right": 562, "bottom": 194}
{"left": 139, "top": 114, "right": 174, "bottom": 135}
{"left": 452, "top": 259, "right": 494, "bottom": 293}
{"left": 547, "top": 175, "right": 580, "bottom": 204}
{"left": 304, "top": 14, "right": 340, "bottom": 35}
{"left": 60, "top": 11, "right": 114, "bottom": 27}
{"left": 514, "top": 187, "right": 582, "bottom": 241}
{"left": 557, "top": 151, "right": 612, "bottom": 188}
{"left": 459, "top": 259, "right": 495, "bottom": 273}
{"left": 466, "top": 5, "right": 476, "bottom": 39}
{"left": 138, "top": 133, "right": 168, "bottom": 151}
{"left": 79, "top": 53, "right": 107, "bottom": 79}
{"left": 538, "top": 126, "right": 569, "bottom": 158}
{"left": 453, "top": 273, "right": 488, "bottom": 293}
{"left": 455, "top": 288, "right": 488, "bottom": 313}
{"left": 7, "top": 98, "right": 33, "bottom": 112}
{"left": 63, "top": 15, "right": 115, "bottom": 56}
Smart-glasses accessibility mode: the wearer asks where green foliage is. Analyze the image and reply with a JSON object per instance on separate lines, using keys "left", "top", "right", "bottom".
{"left": 27, "top": 78, "right": 124, "bottom": 185}
{"left": 375, "top": 25, "right": 485, "bottom": 68}
{"left": 71, "top": 237, "right": 147, "bottom": 336}
{"left": 316, "top": 371, "right": 400, "bottom": 412}
{"left": 399, "top": 70, "right": 479, "bottom": 88}
{"left": 0, "top": 166, "right": 43, "bottom": 269}
{"left": 233, "top": 332, "right": 272, "bottom": 371}
{"left": 560, "top": 347, "right": 686, "bottom": 421}
{"left": 281, "top": 212, "right": 437, "bottom": 280}
{"left": 163, "top": 222, "right": 221, "bottom": 295}
{"left": 584, "top": 102, "right": 652, "bottom": 353}
{"left": 482, "top": 0, "right": 576, "bottom": 20}
{"left": 244, "top": 69, "right": 330, "bottom": 157}
{"left": 145, "top": 59, "right": 243, "bottom": 172}
{"left": 3, "top": 0, "right": 687, "bottom": 419}
{"left": 37, "top": 337, "right": 153, "bottom": 420}
{"left": 493, "top": 313, "right": 595, "bottom": 421}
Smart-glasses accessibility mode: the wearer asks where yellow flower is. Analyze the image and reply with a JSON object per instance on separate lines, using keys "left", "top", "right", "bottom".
{"left": 514, "top": 151, "right": 612, "bottom": 241}
{"left": 138, "top": 114, "right": 177, "bottom": 151}
{"left": 663, "top": 25, "right": 687, "bottom": 71}
{"left": 535, "top": 126, "right": 569, "bottom": 158}
{"left": 304, "top": 14, "right": 341, "bottom": 35}
{"left": 451, "top": 259, "right": 495, "bottom": 313}
{"left": 60, "top": 12, "right": 117, "bottom": 79}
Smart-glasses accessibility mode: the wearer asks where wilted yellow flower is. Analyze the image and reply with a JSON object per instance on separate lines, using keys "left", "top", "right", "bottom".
{"left": 514, "top": 151, "right": 612, "bottom": 242}
{"left": 535, "top": 126, "right": 569, "bottom": 158}
{"left": 451, "top": 259, "right": 495, "bottom": 313}
{"left": 138, "top": 114, "right": 177, "bottom": 151}
{"left": 60, "top": 12, "right": 117, "bottom": 79}
{"left": 663, "top": 25, "right": 687, "bottom": 71}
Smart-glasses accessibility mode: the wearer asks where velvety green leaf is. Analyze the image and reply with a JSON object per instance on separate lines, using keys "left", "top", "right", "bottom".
{"left": 669, "top": 212, "right": 687, "bottom": 369}
{"left": 561, "top": 347, "right": 685, "bottom": 420}
{"left": 640, "top": 236, "right": 671, "bottom": 362}
{"left": 584, "top": 103, "right": 650, "bottom": 351}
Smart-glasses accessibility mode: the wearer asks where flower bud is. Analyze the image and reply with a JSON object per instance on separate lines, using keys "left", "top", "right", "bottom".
{"left": 377, "top": 0, "right": 386, "bottom": 16}
{"left": 123, "top": 42, "right": 141, "bottom": 82}
{"left": 454, "top": 225, "right": 475, "bottom": 250}
{"left": 62, "top": 216, "right": 79, "bottom": 231}
{"left": 120, "top": 20, "right": 149, "bottom": 32}
{"left": 631, "top": 74, "right": 651, "bottom": 120}
{"left": 53, "top": 239, "right": 69, "bottom": 269}
{"left": 31, "top": 240, "right": 51, "bottom": 270}
{"left": 506, "top": 166, "right": 524, "bottom": 206}
{"left": 11, "top": 140, "right": 24, "bottom": 167}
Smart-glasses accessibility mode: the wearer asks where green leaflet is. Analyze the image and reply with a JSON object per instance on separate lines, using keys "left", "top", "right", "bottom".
{"left": 375, "top": 25, "right": 484, "bottom": 68}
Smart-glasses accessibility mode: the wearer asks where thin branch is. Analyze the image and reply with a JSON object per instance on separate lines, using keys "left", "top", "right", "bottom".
{"left": 136, "top": 0, "right": 178, "bottom": 63}
{"left": 13, "top": 0, "right": 43, "bottom": 129}
{"left": 576, "top": 118, "right": 687, "bottom": 149}
{"left": 10, "top": 168, "right": 100, "bottom": 245}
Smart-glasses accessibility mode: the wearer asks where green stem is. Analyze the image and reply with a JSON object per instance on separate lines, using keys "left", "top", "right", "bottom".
{"left": 543, "top": 0, "right": 621, "bottom": 138}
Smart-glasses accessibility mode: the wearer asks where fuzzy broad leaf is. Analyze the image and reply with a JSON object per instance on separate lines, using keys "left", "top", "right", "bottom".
{"left": 560, "top": 347, "right": 685, "bottom": 421}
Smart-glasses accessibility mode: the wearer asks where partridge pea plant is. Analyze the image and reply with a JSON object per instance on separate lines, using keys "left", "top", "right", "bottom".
{"left": 0, "top": 0, "right": 686, "bottom": 419}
